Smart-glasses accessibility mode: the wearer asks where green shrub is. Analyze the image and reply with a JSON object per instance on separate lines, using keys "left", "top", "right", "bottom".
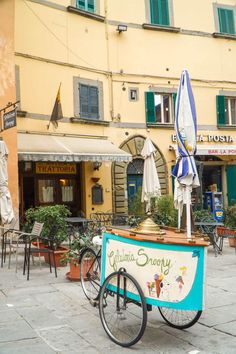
{"left": 224, "top": 206, "right": 236, "bottom": 228}
{"left": 25, "top": 205, "right": 71, "bottom": 249}
{"left": 193, "top": 209, "right": 214, "bottom": 222}
{"left": 152, "top": 195, "right": 178, "bottom": 227}
{"left": 128, "top": 187, "right": 145, "bottom": 216}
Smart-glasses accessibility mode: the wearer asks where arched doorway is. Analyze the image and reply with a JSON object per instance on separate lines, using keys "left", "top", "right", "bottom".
{"left": 112, "top": 135, "right": 168, "bottom": 214}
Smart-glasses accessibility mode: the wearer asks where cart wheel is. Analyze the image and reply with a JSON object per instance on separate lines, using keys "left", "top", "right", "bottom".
{"left": 158, "top": 307, "right": 202, "bottom": 329}
{"left": 80, "top": 248, "right": 100, "bottom": 301}
{"left": 99, "top": 271, "right": 147, "bottom": 347}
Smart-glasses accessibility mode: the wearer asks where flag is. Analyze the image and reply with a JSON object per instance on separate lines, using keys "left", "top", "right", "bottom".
{"left": 47, "top": 84, "right": 63, "bottom": 129}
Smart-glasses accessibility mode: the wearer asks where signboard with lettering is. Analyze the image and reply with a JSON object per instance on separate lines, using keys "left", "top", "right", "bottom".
{"left": 36, "top": 162, "right": 76, "bottom": 174}
{"left": 101, "top": 233, "right": 206, "bottom": 310}
{"left": 3, "top": 109, "right": 16, "bottom": 130}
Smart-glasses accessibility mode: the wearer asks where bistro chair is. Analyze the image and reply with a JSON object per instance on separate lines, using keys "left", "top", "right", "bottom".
{"left": 6, "top": 222, "right": 44, "bottom": 272}
{"left": 23, "top": 227, "right": 58, "bottom": 281}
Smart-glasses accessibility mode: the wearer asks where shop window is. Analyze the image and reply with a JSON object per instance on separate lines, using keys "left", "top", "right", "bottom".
{"left": 145, "top": 92, "right": 176, "bottom": 125}
{"left": 150, "top": 0, "right": 170, "bottom": 26}
{"left": 74, "top": 77, "right": 104, "bottom": 120}
{"left": 38, "top": 180, "right": 56, "bottom": 203}
{"left": 216, "top": 95, "right": 236, "bottom": 126}
{"left": 217, "top": 7, "right": 235, "bottom": 35}
{"left": 76, "top": 0, "right": 95, "bottom": 13}
{"left": 60, "top": 179, "right": 74, "bottom": 203}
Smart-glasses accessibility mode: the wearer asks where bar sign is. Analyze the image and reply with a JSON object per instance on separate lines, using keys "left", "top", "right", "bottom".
{"left": 3, "top": 109, "right": 16, "bottom": 130}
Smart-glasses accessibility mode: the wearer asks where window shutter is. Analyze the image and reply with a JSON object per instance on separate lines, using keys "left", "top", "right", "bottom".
{"left": 77, "top": 0, "right": 85, "bottom": 10}
{"left": 87, "top": 0, "right": 95, "bottom": 12}
{"left": 150, "top": 0, "right": 159, "bottom": 24}
{"left": 79, "top": 84, "right": 89, "bottom": 117}
{"left": 172, "top": 93, "right": 177, "bottom": 121}
{"left": 89, "top": 86, "right": 99, "bottom": 119}
{"left": 218, "top": 8, "right": 235, "bottom": 34}
{"left": 216, "top": 95, "right": 226, "bottom": 125}
{"left": 145, "top": 92, "right": 156, "bottom": 123}
{"left": 158, "top": 0, "right": 170, "bottom": 26}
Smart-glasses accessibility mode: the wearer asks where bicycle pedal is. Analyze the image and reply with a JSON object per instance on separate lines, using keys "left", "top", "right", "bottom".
{"left": 89, "top": 299, "right": 99, "bottom": 307}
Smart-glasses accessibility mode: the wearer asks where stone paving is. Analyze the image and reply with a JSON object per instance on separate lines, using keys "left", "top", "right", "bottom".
{"left": 0, "top": 242, "right": 236, "bottom": 354}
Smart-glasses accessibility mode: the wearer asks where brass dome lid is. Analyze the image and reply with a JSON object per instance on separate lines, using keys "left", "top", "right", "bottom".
{"left": 134, "top": 217, "right": 166, "bottom": 235}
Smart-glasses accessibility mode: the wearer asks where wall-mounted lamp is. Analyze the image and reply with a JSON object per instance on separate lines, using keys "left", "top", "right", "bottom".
{"left": 116, "top": 24, "right": 127, "bottom": 33}
{"left": 93, "top": 161, "right": 102, "bottom": 171}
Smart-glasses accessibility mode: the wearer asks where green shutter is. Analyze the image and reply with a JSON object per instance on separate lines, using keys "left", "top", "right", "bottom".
{"left": 87, "top": 0, "right": 95, "bottom": 13}
{"left": 158, "top": 0, "right": 170, "bottom": 26}
{"left": 150, "top": 0, "right": 169, "bottom": 26}
{"left": 216, "top": 95, "right": 226, "bottom": 125}
{"left": 77, "top": 0, "right": 85, "bottom": 10}
{"left": 218, "top": 8, "right": 235, "bottom": 34}
{"left": 227, "top": 166, "right": 236, "bottom": 205}
{"left": 89, "top": 86, "right": 99, "bottom": 119}
{"left": 172, "top": 93, "right": 177, "bottom": 120}
{"left": 145, "top": 92, "right": 156, "bottom": 123}
{"left": 80, "top": 84, "right": 89, "bottom": 117}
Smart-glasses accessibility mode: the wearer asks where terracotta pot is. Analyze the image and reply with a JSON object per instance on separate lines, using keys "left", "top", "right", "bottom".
{"left": 44, "top": 246, "right": 68, "bottom": 267}
{"left": 31, "top": 241, "right": 47, "bottom": 256}
{"left": 228, "top": 237, "right": 236, "bottom": 248}
{"left": 66, "top": 258, "right": 94, "bottom": 281}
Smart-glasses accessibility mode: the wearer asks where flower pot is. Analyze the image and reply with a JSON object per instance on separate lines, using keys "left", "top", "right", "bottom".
{"left": 228, "top": 237, "right": 236, "bottom": 248}
{"left": 66, "top": 258, "right": 94, "bottom": 281}
{"left": 31, "top": 241, "right": 47, "bottom": 256}
{"left": 44, "top": 246, "right": 68, "bottom": 267}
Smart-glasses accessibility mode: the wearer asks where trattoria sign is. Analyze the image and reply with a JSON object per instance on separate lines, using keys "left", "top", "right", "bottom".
{"left": 171, "top": 134, "right": 234, "bottom": 143}
{"left": 36, "top": 162, "right": 76, "bottom": 174}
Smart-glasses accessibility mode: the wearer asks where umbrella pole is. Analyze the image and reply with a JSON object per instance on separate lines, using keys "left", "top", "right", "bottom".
{"left": 186, "top": 186, "right": 192, "bottom": 240}
{"left": 178, "top": 208, "right": 181, "bottom": 230}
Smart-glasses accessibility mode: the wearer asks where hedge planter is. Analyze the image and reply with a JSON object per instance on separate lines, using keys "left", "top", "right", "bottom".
{"left": 44, "top": 246, "right": 68, "bottom": 267}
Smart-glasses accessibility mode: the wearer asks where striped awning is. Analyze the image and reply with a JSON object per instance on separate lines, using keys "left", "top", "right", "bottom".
{"left": 17, "top": 133, "right": 132, "bottom": 162}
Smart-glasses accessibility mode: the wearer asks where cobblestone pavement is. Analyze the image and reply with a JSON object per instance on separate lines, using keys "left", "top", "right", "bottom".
{"left": 0, "top": 242, "right": 236, "bottom": 354}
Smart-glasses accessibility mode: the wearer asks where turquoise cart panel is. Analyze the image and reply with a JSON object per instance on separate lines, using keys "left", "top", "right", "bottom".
{"left": 101, "top": 232, "right": 206, "bottom": 311}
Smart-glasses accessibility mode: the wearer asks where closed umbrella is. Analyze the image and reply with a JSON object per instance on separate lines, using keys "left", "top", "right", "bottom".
{"left": 172, "top": 70, "right": 199, "bottom": 239}
{"left": 141, "top": 137, "right": 161, "bottom": 213}
{"left": 0, "top": 140, "right": 14, "bottom": 225}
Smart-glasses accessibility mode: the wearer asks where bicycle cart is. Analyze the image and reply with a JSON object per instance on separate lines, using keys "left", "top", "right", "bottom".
{"left": 80, "top": 227, "right": 208, "bottom": 347}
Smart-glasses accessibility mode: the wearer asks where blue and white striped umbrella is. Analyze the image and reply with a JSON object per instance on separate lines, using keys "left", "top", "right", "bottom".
{"left": 172, "top": 70, "right": 199, "bottom": 238}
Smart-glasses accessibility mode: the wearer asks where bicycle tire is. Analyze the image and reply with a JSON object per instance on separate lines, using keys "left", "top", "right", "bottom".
{"left": 158, "top": 307, "right": 202, "bottom": 329}
{"left": 99, "top": 271, "right": 147, "bottom": 347}
{"left": 80, "top": 248, "right": 100, "bottom": 301}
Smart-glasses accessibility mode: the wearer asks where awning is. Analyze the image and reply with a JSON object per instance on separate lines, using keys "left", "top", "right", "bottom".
{"left": 18, "top": 133, "right": 132, "bottom": 162}
{"left": 169, "top": 144, "right": 236, "bottom": 156}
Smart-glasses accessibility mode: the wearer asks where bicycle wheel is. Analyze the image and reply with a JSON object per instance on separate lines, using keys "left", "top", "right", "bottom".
{"left": 80, "top": 248, "right": 100, "bottom": 301}
{"left": 158, "top": 307, "right": 202, "bottom": 329}
{"left": 99, "top": 271, "right": 147, "bottom": 347}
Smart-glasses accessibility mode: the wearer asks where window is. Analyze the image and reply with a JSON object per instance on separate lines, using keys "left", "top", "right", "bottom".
{"left": 74, "top": 77, "right": 103, "bottom": 120}
{"left": 79, "top": 84, "right": 99, "bottom": 119}
{"left": 145, "top": 92, "right": 176, "bottom": 124}
{"left": 76, "top": 0, "right": 95, "bottom": 13}
{"left": 217, "top": 7, "right": 235, "bottom": 35}
{"left": 216, "top": 95, "right": 236, "bottom": 126}
{"left": 150, "top": 0, "right": 170, "bottom": 26}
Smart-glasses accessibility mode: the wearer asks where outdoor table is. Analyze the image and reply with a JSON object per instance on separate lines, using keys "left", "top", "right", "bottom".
{"left": 65, "top": 217, "right": 92, "bottom": 228}
{"left": 195, "top": 221, "right": 224, "bottom": 256}
{"left": 215, "top": 226, "right": 236, "bottom": 253}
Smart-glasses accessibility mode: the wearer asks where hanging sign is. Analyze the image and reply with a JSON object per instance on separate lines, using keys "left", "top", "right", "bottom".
{"left": 3, "top": 109, "right": 16, "bottom": 130}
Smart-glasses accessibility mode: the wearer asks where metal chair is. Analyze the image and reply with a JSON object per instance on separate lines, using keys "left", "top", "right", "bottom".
{"left": 23, "top": 230, "right": 58, "bottom": 280}
{"left": 7, "top": 222, "right": 44, "bottom": 272}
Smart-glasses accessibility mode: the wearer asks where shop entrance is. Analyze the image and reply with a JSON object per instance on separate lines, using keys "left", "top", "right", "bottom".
{"left": 19, "top": 161, "right": 81, "bottom": 217}
{"left": 127, "top": 158, "right": 144, "bottom": 211}
{"left": 202, "top": 165, "right": 223, "bottom": 212}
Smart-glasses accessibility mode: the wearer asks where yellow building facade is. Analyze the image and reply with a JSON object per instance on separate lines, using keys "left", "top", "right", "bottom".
{"left": 12, "top": 0, "right": 236, "bottom": 218}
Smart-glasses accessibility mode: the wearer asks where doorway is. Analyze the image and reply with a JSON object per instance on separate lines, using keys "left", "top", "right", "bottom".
{"left": 127, "top": 158, "right": 144, "bottom": 211}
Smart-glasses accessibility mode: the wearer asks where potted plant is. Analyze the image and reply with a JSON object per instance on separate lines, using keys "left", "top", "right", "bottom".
{"left": 224, "top": 206, "right": 236, "bottom": 247}
{"left": 25, "top": 205, "right": 71, "bottom": 266}
{"left": 61, "top": 226, "right": 94, "bottom": 281}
